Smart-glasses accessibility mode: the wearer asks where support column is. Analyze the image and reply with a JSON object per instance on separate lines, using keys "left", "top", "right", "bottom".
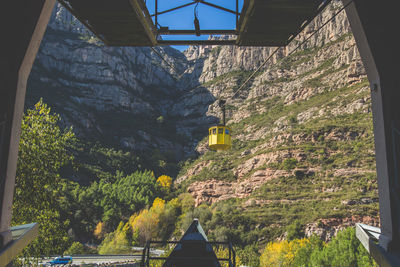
{"left": 0, "top": 0, "right": 55, "bottom": 251}
{"left": 343, "top": 0, "right": 400, "bottom": 252}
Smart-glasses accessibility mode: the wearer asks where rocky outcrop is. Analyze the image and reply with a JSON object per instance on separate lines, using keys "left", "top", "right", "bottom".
{"left": 304, "top": 216, "right": 379, "bottom": 242}
{"left": 187, "top": 169, "right": 290, "bottom": 206}
{"left": 28, "top": 4, "right": 191, "bottom": 160}
{"left": 173, "top": 3, "right": 378, "bottom": 242}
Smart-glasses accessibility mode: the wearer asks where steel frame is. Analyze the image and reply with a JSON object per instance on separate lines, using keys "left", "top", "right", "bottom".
{"left": 150, "top": 0, "right": 240, "bottom": 42}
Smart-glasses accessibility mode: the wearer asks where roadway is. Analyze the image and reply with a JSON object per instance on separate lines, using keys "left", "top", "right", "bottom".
{"left": 38, "top": 254, "right": 142, "bottom": 265}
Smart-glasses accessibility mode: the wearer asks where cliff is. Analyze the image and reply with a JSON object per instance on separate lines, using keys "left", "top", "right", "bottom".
{"left": 26, "top": 1, "right": 378, "bottom": 241}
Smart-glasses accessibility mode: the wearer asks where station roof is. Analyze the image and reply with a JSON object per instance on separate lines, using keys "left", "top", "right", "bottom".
{"left": 58, "top": 0, "right": 331, "bottom": 47}
{"left": 58, "top": 0, "right": 157, "bottom": 46}
{"left": 163, "top": 219, "right": 221, "bottom": 267}
{"left": 237, "top": 0, "right": 332, "bottom": 46}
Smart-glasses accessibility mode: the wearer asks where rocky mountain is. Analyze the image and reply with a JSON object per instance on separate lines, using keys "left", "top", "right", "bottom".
{"left": 26, "top": 1, "right": 378, "bottom": 240}
{"left": 174, "top": 1, "right": 378, "bottom": 241}
{"left": 27, "top": 5, "right": 191, "bottom": 163}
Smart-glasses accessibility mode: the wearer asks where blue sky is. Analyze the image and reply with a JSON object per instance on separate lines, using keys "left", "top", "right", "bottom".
{"left": 145, "top": 0, "right": 244, "bottom": 51}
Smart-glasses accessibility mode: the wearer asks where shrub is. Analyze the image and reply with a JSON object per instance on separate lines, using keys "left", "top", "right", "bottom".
{"left": 157, "top": 175, "right": 173, "bottom": 190}
{"left": 286, "top": 220, "right": 304, "bottom": 241}
{"left": 94, "top": 221, "right": 107, "bottom": 240}
{"left": 282, "top": 158, "right": 298, "bottom": 171}
{"left": 64, "top": 242, "right": 96, "bottom": 255}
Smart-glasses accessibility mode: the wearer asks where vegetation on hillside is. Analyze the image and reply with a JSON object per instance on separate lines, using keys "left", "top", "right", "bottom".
{"left": 56, "top": 170, "right": 164, "bottom": 241}
{"left": 13, "top": 100, "right": 75, "bottom": 265}
{"left": 15, "top": 89, "right": 377, "bottom": 266}
{"left": 175, "top": 33, "right": 378, "bottom": 251}
{"left": 14, "top": 26, "right": 379, "bottom": 266}
{"left": 13, "top": 101, "right": 170, "bottom": 263}
{"left": 260, "top": 228, "right": 376, "bottom": 267}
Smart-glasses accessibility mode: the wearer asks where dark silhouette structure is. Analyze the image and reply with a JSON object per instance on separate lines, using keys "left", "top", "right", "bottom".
{"left": 141, "top": 219, "right": 235, "bottom": 267}
{"left": 163, "top": 219, "right": 221, "bottom": 267}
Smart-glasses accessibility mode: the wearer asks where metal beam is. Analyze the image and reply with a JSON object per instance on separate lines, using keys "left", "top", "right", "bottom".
{"left": 199, "top": 1, "right": 239, "bottom": 15}
{"left": 157, "top": 39, "right": 236, "bottom": 46}
{"left": 129, "top": 0, "right": 158, "bottom": 46}
{"left": 157, "top": 29, "right": 237, "bottom": 35}
{"left": 151, "top": 2, "right": 197, "bottom": 17}
{"left": 356, "top": 224, "right": 400, "bottom": 267}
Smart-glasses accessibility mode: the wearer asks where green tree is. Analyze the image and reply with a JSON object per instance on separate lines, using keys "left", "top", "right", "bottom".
{"left": 310, "top": 227, "right": 377, "bottom": 267}
{"left": 12, "top": 100, "right": 75, "bottom": 260}
{"left": 64, "top": 242, "right": 85, "bottom": 255}
{"left": 237, "top": 244, "right": 260, "bottom": 267}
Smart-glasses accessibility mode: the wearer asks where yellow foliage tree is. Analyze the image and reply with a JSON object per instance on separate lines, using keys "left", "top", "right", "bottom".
{"left": 215, "top": 247, "right": 243, "bottom": 267}
{"left": 152, "top": 197, "right": 166, "bottom": 210}
{"left": 260, "top": 240, "right": 289, "bottom": 266}
{"left": 260, "top": 238, "right": 311, "bottom": 266}
{"left": 157, "top": 175, "right": 172, "bottom": 190}
{"left": 129, "top": 198, "right": 166, "bottom": 245}
{"left": 93, "top": 221, "right": 106, "bottom": 240}
{"left": 98, "top": 197, "right": 183, "bottom": 252}
{"left": 98, "top": 222, "right": 131, "bottom": 254}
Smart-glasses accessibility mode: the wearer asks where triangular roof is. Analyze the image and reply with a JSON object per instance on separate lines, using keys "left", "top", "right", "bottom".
{"left": 163, "top": 219, "right": 221, "bottom": 267}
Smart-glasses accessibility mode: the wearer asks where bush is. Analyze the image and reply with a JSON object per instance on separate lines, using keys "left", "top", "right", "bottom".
{"left": 157, "top": 175, "right": 173, "bottom": 191}
{"left": 64, "top": 242, "right": 96, "bottom": 255}
{"left": 282, "top": 158, "right": 298, "bottom": 171}
{"left": 286, "top": 220, "right": 304, "bottom": 241}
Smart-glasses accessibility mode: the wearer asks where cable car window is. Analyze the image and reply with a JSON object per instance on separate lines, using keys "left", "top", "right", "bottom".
{"left": 212, "top": 128, "right": 216, "bottom": 135}
{"left": 218, "top": 128, "right": 223, "bottom": 134}
{"left": 225, "top": 129, "right": 230, "bottom": 135}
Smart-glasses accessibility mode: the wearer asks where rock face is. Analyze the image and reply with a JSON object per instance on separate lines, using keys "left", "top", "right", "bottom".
{"left": 28, "top": 1, "right": 357, "bottom": 160}
{"left": 187, "top": 168, "right": 291, "bottom": 206}
{"left": 176, "top": 0, "right": 369, "bottom": 198}
{"left": 304, "top": 216, "right": 379, "bottom": 242}
{"left": 174, "top": 1, "right": 377, "bottom": 241}
{"left": 28, "top": 4, "right": 190, "bottom": 159}
{"left": 27, "top": 1, "right": 377, "bottom": 241}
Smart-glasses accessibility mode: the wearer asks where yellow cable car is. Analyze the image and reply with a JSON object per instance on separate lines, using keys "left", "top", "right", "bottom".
{"left": 208, "top": 99, "right": 232, "bottom": 151}
{"left": 209, "top": 125, "right": 231, "bottom": 150}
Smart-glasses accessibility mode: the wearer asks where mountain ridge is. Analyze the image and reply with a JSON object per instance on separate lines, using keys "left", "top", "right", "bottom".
{"left": 26, "top": 0, "right": 378, "bottom": 241}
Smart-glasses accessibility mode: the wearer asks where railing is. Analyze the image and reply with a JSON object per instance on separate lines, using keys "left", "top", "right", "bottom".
{"left": 141, "top": 240, "right": 236, "bottom": 267}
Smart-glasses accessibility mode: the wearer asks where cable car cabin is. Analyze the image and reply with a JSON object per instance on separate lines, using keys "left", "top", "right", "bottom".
{"left": 208, "top": 126, "right": 231, "bottom": 151}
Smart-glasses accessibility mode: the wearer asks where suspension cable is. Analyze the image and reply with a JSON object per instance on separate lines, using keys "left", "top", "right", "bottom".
{"left": 229, "top": 0, "right": 354, "bottom": 100}
{"left": 150, "top": 1, "right": 354, "bottom": 98}
{"left": 150, "top": 47, "right": 184, "bottom": 80}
